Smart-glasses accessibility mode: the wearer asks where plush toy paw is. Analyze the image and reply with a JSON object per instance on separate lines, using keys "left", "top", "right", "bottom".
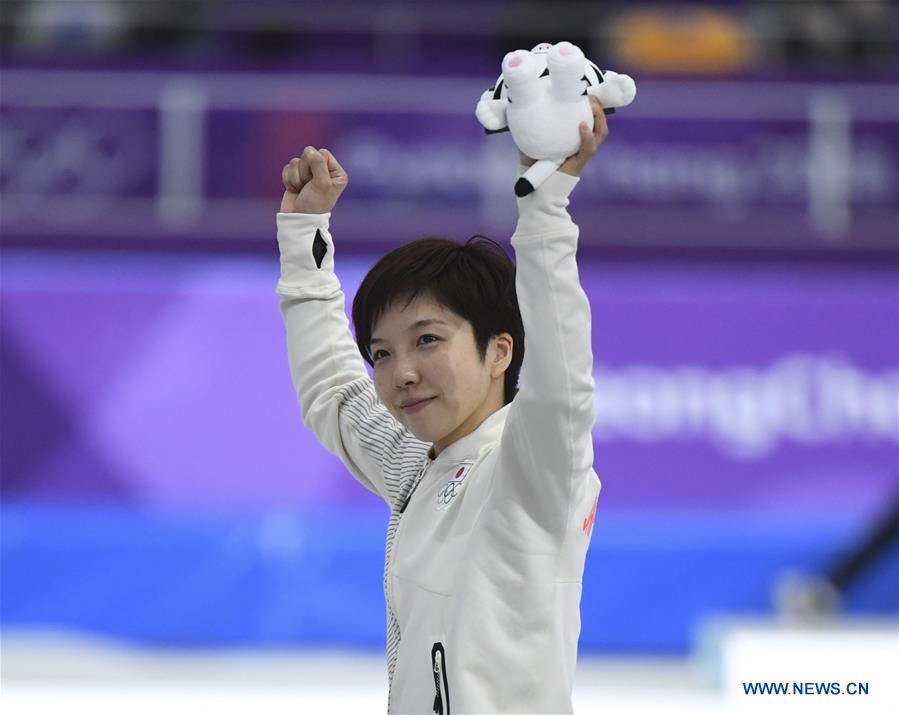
{"left": 592, "top": 70, "right": 637, "bottom": 109}
{"left": 546, "top": 41, "right": 587, "bottom": 101}
{"left": 548, "top": 40, "right": 583, "bottom": 67}
{"left": 502, "top": 49, "right": 539, "bottom": 84}
{"left": 475, "top": 87, "right": 508, "bottom": 131}
{"left": 501, "top": 49, "right": 542, "bottom": 106}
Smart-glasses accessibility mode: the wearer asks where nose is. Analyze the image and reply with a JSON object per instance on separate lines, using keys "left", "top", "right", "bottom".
{"left": 393, "top": 359, "right": 419, "bottom": 389}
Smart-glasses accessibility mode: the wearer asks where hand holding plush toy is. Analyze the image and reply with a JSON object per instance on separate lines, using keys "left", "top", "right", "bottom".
{"left": 476, "top": 41, "right": 636, "bottom": 196}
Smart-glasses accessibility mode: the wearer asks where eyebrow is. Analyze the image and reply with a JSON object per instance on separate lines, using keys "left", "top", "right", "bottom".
{"left": 370, "top": 318, "right": 450, "bottom": 346}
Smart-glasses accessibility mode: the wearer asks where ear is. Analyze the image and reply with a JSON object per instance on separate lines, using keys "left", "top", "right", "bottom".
{"left": 489, "top": 333, "right": 514, "bottom": 379}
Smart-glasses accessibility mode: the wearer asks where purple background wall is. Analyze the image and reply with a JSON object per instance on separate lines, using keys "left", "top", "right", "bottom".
{"left": 2, "top": 250, "right": 896, "bottom": 515}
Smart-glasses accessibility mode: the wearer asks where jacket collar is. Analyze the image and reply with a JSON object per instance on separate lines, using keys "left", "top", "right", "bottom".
{"left": 427, "top": 403, "right": 511, "bottom": 464}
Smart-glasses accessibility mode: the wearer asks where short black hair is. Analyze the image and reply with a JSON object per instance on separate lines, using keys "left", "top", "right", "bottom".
{"left": 352, "top": 235, "right": 524, "bottom": 404}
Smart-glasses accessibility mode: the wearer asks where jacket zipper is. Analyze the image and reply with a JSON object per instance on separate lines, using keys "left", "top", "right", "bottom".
{"left": 431, "top": 642, "right": 450, "bottom": 714}
{"left": 400, "top": 459, "right": 429, "bottom": 514}
{"left": 385, "top": 457, "right": 431, "bottom": 631}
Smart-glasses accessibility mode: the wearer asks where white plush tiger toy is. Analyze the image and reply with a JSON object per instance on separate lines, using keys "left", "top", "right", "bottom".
{"left": 476, "top": 41, "right": 636, "bottom": 196}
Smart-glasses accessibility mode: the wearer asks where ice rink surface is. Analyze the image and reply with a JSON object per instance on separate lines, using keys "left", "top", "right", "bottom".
{"left": 3, "top": 619, "right": 896, "bottom": 715}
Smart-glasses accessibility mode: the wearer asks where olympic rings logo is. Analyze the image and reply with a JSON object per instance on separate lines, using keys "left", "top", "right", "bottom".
{"left": 436, "top": 481, "right": 460, "bottom": 506}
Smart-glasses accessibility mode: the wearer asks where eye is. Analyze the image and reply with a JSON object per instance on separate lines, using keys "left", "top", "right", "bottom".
{"left": 419, "top": 334, "right": 440, "bottom": 346}
{"left": 372, "top": 349, "right": 389, "bottom": 362}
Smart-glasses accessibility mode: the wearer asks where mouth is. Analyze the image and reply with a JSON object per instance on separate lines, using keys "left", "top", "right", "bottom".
{"left": 400, "top": 397, "right": 436, "bottom": 414}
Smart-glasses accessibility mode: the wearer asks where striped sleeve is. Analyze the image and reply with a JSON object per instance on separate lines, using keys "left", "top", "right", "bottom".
{"left": 277, "top": 212, "right": 428, "bottom": 505}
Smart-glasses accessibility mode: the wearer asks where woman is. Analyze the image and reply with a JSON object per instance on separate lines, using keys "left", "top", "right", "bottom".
{"left": 276, "top": 96, "right": 607, "bottom": 713}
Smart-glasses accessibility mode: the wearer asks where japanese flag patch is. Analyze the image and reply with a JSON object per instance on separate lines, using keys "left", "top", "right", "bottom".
{"left": 435, "top": 460, "right": 474, "bottom": 511}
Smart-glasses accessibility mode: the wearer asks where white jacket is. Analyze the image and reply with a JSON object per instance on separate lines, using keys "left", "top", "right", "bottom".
{"left": 276, "top": 168, "right": 601, "bottom": 714}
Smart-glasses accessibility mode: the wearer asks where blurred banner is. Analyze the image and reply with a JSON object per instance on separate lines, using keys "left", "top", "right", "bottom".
{"left": 2, "top": 251, "right": 895, "bottom": 512}
{"left": 1, "top": 69, "right": 897, "bottom": 250}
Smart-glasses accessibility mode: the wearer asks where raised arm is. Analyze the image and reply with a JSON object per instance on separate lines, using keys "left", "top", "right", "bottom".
{"left": 494, "top": 100, "right": 608, "bottom": 546}
{"left": 277, "top": 148, "right": 425, "bottom": 505}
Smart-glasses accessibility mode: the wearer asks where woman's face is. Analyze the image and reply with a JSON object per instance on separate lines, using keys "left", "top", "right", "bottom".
{"left": 370, "top": 293, "right": 511, "bottom": 455}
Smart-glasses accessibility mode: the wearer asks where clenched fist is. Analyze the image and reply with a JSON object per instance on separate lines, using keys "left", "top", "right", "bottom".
{"left": 280, "top": 146, "right": 348, "bottom": 214}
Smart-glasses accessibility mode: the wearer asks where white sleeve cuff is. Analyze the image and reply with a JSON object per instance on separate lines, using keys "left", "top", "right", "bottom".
{"left": 514, "top": 171, "right": 580, "bottom": 236}
{"left": 275, "top": 212, "right": 340, "bottom": 297}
